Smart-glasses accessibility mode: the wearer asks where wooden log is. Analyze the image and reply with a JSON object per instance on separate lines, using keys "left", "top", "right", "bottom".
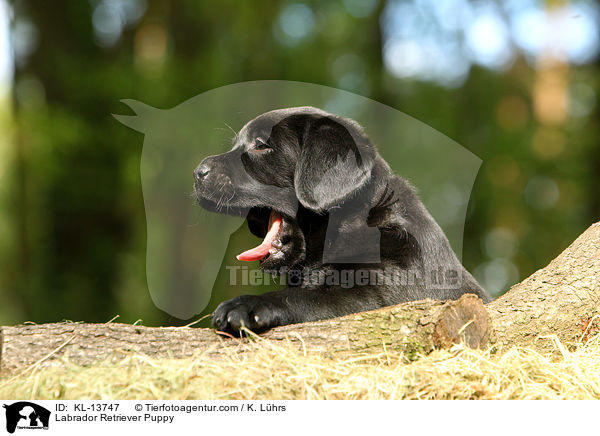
{"left": 0, "top": 295, "right": 488, "bottom": 373}
{"left": 487, "top": 221, "right": 600, "bottom": 352}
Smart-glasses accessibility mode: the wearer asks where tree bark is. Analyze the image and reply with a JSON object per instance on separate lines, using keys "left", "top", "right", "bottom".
{"left": 1, "top": 222, "right": 599, "bottom": 374}
{"left": 488, "top": 220, "right": 599, "bottom": 351}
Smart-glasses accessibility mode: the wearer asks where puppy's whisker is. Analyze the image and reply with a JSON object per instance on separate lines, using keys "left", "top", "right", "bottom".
{"left": 225, "top": 190, "right": 236, "bottom": 214}
{"left": 222, "top": 122, "right": 237, "bottom": 137}
{"left": 226, "top": 190, "right": 235, "bottom": 203}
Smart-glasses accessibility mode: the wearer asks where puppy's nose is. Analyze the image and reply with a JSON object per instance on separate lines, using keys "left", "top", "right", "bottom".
{"left": 194, "top": 164, "right": 210, "bottom": 182}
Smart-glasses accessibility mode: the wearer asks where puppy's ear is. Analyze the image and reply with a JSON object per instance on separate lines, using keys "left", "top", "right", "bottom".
{"left": 294, "top": 116, "right": 375, "bottom": 212}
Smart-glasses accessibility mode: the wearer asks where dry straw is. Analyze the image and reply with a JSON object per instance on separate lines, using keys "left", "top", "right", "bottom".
{"left": 1, "top": 332, "right": 598, "bottom": 400}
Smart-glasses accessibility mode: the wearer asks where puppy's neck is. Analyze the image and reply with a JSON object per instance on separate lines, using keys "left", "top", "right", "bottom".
{"left": 313, "top": 162, "right": 393, "bottom": 264}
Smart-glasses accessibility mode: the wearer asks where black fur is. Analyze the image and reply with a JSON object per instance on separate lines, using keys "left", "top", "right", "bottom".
{"left": 194, "top": 107, "right": 490, "bottom": 334}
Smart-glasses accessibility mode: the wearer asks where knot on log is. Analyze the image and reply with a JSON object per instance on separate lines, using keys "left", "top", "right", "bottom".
{"left": 433, "top": 294, "right": 490, "bottom": 349}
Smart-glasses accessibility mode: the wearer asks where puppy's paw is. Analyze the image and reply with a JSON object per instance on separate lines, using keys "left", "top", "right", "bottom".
{"left": 211, "top": 295, "right": 285, "bottom": 334}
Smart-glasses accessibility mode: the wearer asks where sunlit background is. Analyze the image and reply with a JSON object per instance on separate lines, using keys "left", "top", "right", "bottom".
{"left": 0, "top": 0, "right": 598, "bottom": 325}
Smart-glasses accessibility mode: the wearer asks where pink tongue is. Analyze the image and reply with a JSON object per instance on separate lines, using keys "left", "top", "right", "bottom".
{"left": 236, "top": 211, "right": 282, "bottom": 261}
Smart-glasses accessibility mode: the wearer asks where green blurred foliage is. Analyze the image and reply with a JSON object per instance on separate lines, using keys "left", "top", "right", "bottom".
{"left": 0, "top": 0, "right": 598, "bottom": 326}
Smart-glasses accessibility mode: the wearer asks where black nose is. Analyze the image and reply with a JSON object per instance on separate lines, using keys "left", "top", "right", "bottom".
{"left": 194, "top": 164, "right": 210, "bottom": 182}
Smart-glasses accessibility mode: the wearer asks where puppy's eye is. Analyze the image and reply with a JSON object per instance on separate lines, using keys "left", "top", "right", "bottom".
{"left": 254, "top": 139, "right": 272, "bottom": 151}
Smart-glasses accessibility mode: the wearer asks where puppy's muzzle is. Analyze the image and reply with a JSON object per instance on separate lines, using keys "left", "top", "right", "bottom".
{"left": 194, "top": 155, "right": 236, "bottom": 204}
{"left": 194, "top": 155, "right": 218, "bottom": 184}
{"left": 194, "top": 156, "right": 222, "bottom": 191}
{"left": 194, "top": 163, "right": 210, "bottom": 183}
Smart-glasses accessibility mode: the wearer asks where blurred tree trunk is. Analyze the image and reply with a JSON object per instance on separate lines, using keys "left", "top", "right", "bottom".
{"left": 11, "top": 0, "right": 124, "bottom": 322}
{"left": 590, "top": 58, "right": 600, "bottom": 220}
{"left": 364, "top": 0, "right": 387, "bottom": 104}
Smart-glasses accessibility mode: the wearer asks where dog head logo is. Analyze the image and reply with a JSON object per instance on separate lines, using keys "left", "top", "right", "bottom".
{"left": 3, "top": 402, "right": 50, "bottom": 433}
{"left": 114, "top": 81, "right": 481, "bottom": 319}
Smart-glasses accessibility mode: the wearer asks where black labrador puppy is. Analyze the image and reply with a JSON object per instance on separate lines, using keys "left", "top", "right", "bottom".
{"left": 194, "top": 107, "right": 490, "bottom": 333}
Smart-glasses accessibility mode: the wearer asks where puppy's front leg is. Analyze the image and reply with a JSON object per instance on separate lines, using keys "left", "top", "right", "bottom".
{"left": 211, "top": 286, "right": 385, "bottom": 334}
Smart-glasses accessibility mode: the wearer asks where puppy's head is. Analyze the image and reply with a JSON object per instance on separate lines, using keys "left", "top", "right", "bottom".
{"left": 194, "top": 107, "right": 376, "bottom": 265}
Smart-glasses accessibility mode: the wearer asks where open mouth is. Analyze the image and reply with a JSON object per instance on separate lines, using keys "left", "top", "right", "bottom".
{"left": 237, "top": 209, "right": 283, "bottom": 262}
